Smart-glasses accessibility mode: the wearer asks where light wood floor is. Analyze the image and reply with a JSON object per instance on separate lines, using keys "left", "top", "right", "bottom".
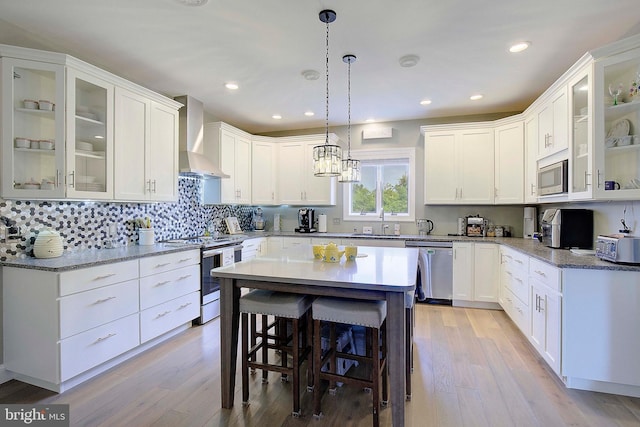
{"left": 2, "top": 304, "right": 640, "bottom": 426}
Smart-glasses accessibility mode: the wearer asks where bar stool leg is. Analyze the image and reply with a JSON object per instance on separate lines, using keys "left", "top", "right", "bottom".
{"left": 242, "top": 313, "right": 250, "bottom": 405}
{"left": 291, "top": 318, "right": 301, "bottom": 417}
{"left": 261, "top": 314, "right": 269, "bottom": 383}
{"left": 250, "top": 314, "right": 257, "bottom": 374}
{"left": 313, "top": 319, "right": 323, "bottom": 418}
{"left": 306, "top": 310, "right": 314, "bottom": 392}
{"left": 406, "top": 306, "right": 412, "bottom": 400}
{"left": 372, "top": 327, "right": 380, "bottom": 427}
{"left": 382, "top": 319, "right": 388, "bottom": 406}
{"left": 328, "top": 323, "right": 337, "bottom": 395}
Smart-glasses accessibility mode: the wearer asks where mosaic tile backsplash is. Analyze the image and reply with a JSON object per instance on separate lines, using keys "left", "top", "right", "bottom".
{"left": 0, "top": 177, "right": 254, "bottom": 260}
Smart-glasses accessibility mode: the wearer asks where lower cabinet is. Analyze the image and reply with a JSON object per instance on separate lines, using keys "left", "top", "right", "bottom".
{"left": 452, "top": 242, "right": 500, "bottom": 308}
{"left": 2, "top": 249, "right": 200, "bottom": 392}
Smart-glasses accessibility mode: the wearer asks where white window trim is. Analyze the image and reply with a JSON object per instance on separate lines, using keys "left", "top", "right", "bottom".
{"left": 342, "top": 147, "right": 416, "bottom": 223}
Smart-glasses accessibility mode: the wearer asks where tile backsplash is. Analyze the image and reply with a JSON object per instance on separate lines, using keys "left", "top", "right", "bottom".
{"left": 0, "top": 177, "right": 253, "bottom": 260}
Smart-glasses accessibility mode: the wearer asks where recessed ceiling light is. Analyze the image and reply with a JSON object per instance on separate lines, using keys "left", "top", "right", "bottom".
{"left": 174, "top": 0, "right": 208, "bottom": 6}
{"left": 365, "top": 118, "right": 376, "bottom": 123}
{"left": 272, "top": 114, "right": 282, "bottom": 120}
{"left": 420, "top": 99, "right": 432, "bottom": 105}
{"left": 94, "top": 135, "right": 104, "bottom": 139}
{"left": 470, "top": 94, "right": 483, "bottom": 101}
{"left": 399, "top": 54, "right": 420, "bottom": 68}
{"left": 509, "top": 41, "right": 531, "bottom": 53}
{"left": 225, "top": 83, "right": 239, "bottom": 90}
{"left": 301, "top": 70, "right": 320, "bottom": 81}
{"left": 304, "top": 111, "right": 315, "bottom": 117}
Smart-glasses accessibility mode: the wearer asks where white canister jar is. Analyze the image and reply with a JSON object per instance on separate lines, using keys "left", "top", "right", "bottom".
{"left": 33, "top": 229, "right": 64, "bottom": 258}
{"left": 138, "top": 228, "right": 155, "bottom": 245}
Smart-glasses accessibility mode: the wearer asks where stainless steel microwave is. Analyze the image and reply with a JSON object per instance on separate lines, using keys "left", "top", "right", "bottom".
{"left": 538, "top": 159, "right": 568, "bottom": 196}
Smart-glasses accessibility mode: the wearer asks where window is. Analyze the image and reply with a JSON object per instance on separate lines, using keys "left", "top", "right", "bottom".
{"left": 342, "top": 148, "right": 416, "bottom": 222}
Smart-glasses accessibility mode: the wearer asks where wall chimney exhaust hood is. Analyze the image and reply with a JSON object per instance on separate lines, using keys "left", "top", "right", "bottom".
{"left": 174, "top": 95, "right": 229, "bottom": 178}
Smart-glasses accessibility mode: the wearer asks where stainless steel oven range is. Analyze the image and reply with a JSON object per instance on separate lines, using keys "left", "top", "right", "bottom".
{"left": 165, "top": 236, "right": 243, "bottom": 324}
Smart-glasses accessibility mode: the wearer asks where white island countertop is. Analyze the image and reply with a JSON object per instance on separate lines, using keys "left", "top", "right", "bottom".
{"left": 212, "top": 245, "right": 419, "bottom": 292}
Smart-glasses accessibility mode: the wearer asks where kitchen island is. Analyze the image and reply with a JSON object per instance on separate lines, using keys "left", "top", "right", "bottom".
{"left": 212, "top": 245, "right": 419, "bottom": 426}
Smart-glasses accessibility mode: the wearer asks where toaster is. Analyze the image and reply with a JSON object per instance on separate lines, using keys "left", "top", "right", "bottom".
{"left": 595, "top": 235, "right": 640, "bottom": 264}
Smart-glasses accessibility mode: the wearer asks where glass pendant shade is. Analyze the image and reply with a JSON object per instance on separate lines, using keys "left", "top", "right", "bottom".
{"left": 339, "top": 158, "right": 361, "bottom": 182}
{"left": 313, "top": 144, "right": 342, "bottom": 176}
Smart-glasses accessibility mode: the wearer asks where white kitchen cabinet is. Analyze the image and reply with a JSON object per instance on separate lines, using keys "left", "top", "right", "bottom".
{"left": 499, "top": 246, "right": 530, "bottom": 333}
{"left": 3, "top": 249, "right": 200, "bottom": 392}
{"left": 242, "top": 237, "right": 267, "bottom": 260}
{"left": 251, "top": 136, "right": 278, "bottom": 205}
{"left": 114, "top": 87, "right": 179, "bottom": 202}
{"left": 537, "top": 85, "right": 568, "bottom": 159}
{"left": 277, "top": 134, "right": 337, "bottom": 206}
{"left": 1, "top": 57, "right": 66, "bottom": 199}
{"left": 423, "top": 123, "right": 495, "bottom": 204}
{"left": 568, "top": 67, "right": 593, "bottom": 200}
{"left": 65, "top": 68, "right": 114, "bottom": 200}
{"left": 494, "top": 119, "right": 524, "bottom": 204}
{"left": 204, "top": 122, "right": 252, "bottom": 204}
{"left": 341, "top": 238, "right": 406, "bottom": 248}
{"left": 528, "top": 257, "right": 562, "bottom": 376}
{"left": 592, "top": 46, "right": 640, "bottom": 200}
{"left": 524, "top": 112, "right": 539, "bottom": 203}
{"left": 453, "top": 242, "right": 500, "bottom": 308}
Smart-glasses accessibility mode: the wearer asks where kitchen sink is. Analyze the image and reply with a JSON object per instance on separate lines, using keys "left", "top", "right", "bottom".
{"left": 349, "top": 233, "right": 393, "bottom": 237}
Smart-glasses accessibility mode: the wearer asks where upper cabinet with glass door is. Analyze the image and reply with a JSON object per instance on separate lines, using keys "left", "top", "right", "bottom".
{"left": 65, "top": 69, "right": 113, "bottom": 200}
{"left": 0, "top": 58, "right": 65, "bottom": 198}
{"left": 568, "top": 67, "right": 593, "bottom": 200}
{"left": 593, "top": 46, "right": 640, "bottom": 200}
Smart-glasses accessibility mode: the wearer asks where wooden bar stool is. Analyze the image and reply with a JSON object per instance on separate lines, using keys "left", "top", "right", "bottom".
{"left": 312, "top": 297, "right": 387, "bottom": 427}
{"left": 240, "top": 290, "right": 313, "bottom": 417}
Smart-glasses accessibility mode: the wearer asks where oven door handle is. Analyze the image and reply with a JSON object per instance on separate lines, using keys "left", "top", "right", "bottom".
{"left": 202, "top": 244, "right": 243, "bottom": 258}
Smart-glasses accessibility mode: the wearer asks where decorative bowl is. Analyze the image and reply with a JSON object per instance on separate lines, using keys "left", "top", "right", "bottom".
{"left": 76, "top": 141, "right": 93, "bottom": 151}
{"left": 23, "top": 99, "right": 38, "bottom": 109}
{"left": 38, "top": 100, "right": 54, "bottom": 111}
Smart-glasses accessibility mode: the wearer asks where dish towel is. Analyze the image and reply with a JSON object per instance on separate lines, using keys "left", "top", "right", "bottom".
{"left": 416, "top": 249, "right": 432, "bottom": 301}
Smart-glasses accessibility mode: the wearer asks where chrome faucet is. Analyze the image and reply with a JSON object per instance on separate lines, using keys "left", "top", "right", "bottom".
{"left": 380, "top": 209, "right": 389, "bottom": 235}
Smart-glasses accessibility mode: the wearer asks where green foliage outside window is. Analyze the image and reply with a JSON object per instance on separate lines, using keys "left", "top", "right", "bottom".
{"left": 351, "top": 174, "right": 408, "bottom": 214}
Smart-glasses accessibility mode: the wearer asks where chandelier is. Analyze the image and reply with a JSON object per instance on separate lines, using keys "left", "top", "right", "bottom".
{"left": 338, "top": 54, "right": 361, "bottom": 183}
{"left": 313, "top": 9, "right": 342, "bottom": 177}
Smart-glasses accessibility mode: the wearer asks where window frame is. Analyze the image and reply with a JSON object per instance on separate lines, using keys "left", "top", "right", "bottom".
{"left": 342, "top": 148, "right": 416, "bottom": 223}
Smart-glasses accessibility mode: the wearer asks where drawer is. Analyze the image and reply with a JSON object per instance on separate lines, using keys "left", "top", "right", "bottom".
{"left": 529, "top": 257, "right": 561, "bottom": 292}
{"left": 60, "top": 313, "right": 139, "bottom": 381}
{"left": 140, "top": 291, "right": 200, "bottom": 343}
{"left": 501, "top": 247, "right": 528, "bottom": 273}
{"left": 139, "top": 249, "right": 200, "bottom": 277}
{"left": 506, "top": 288, "right": 530, "bottom": 334}
{"left": 503, "top": 266, "right": 528, "bottom": 306}
{"left": 59, "top": 260, "right": 138, "bottom": 296}
{"left": 139, "top": 264, "right": 200, "bottom": 310}
{"left": 59, "top": 279, "right": 139, "bottom": 339}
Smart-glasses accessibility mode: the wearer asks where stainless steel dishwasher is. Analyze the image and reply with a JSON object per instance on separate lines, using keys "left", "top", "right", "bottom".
{"left": 405, "top": 240, "right": 453, "bottom": 304}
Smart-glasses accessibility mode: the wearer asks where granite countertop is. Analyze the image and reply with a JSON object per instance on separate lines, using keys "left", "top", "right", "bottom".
{"left": 0, "top": 243, "right": 202, "bottom": 272}
{"left": 2, "top": 231, "right": 637, "bottom": 272}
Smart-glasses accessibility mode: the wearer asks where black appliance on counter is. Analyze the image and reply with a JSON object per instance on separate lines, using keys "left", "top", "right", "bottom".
{"left": 539, "top": 208, "right": 593, "bottom": 249}
{"left": 295, "top": 208, "right": 316, "bottom": 233}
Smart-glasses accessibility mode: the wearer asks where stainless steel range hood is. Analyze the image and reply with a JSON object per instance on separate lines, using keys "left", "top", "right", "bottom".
{"left": 174, "top": 95, "right": 229, "bottom": 178}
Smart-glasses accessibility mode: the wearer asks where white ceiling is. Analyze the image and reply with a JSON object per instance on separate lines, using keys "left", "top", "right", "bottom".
{"left": 1, "top": 0, "right": 639, "bottom": 134}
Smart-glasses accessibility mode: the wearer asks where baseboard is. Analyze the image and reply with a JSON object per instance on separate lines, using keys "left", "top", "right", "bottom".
{"left": 565, "top": 376, "right": 640, "bottom": 398}
{"left": 0, "top": 364, "right": 14, "bottom": 385}
{"left": 452, "top": 300, "right": 502, "bottom": 310}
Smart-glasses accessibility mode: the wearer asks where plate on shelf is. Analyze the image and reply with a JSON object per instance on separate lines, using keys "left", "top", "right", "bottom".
{"left": 607, "top": 119, "right": 630, "bottom": 138}
{"left": 76, "top": 141, "right": 93, "bottom": 151}
{"left": 605, "top": 137, "right": 617, "bottom": 148}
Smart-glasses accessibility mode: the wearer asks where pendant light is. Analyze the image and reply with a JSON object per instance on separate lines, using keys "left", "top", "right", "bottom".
{"left": 339, "top": 54, "right": 361, "bottom": 183}
{"left": 313, "top": 9, "right": 342, "bottom": 177}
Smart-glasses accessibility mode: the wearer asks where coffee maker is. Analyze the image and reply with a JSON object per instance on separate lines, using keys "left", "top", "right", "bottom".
{"left": 295, "top": 208, "right": 316, "bottom": 233}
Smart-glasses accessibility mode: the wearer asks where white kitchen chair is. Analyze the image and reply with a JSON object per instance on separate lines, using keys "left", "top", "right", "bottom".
{"left": 239, "top": 289, "right": 313, "bottom": 417}
{"left": 312, "top": 297, "right": 387, "bottom": 427}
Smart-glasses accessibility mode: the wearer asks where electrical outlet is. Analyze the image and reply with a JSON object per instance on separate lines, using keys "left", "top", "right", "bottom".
{"left": 333, "top": 218, "right": 340, "bottom": 225}
{"left": 362, "top": 226, "right": 373, "bottom": 235}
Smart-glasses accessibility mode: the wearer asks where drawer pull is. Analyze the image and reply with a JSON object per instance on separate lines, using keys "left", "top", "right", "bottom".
{"left": 515, "top": 259, "right": 524, "bottom": 264}
{"left": 177, "top": 275, "right": 192, "bottom": 280}
{"left": 94, "top": 273, "right": 116, "bottom": 281}
{"left": 515, "top": 278, "right": 523, "bottom": 284}
{"left": 506, "top": 271, "right": 513, "bottom": 277}
{"left": 94, "top": 333, "right": 116, "bottom": 344}
{"left": 93, "top": 296, "right": 116, "bottom": 304}
{"left": 178, "top": 258, "right": 192, "bottom": 263}
{"left": 155, "top": 310, "right": 171, "bottom": 319}
{"left": 534, "top": 270, "right": 546, "bottom": 277}
{"left": 154, "top": 280, "right": 171, "bottom": 287}
{"left": 178, "top": 302, "right": 192, "bottom": 309}
{"left": 155, "top": 262, "right": 171, "bottom": 268}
